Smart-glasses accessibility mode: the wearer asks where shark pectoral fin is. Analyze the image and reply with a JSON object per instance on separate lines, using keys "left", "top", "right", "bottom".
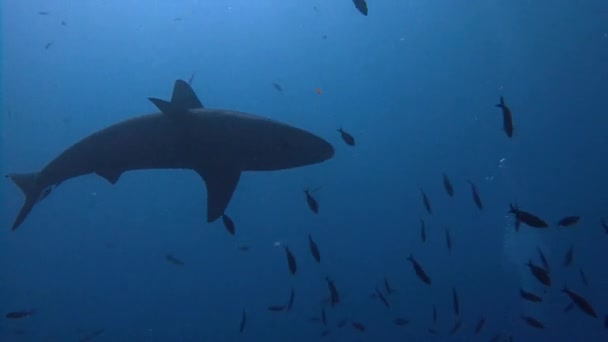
{"left": 148, "top": 97, "right": 187, "bottom": 117}
{"left": 171, "top": 80, "right": 204, "bottom": 109}
{"left": 196, "top": 166, "right": 241, "bottom": 223}
{"left": 96, "top": 169, "right": 123, "bottom": 185}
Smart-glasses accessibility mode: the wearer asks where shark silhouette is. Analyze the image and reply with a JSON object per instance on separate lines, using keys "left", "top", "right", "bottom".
{"left": 6, "top": 79, "right": 334, "bottom": 230}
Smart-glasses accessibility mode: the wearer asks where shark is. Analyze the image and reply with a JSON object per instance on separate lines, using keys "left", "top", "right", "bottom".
{"left": 6, "top": 79, "right": 334, "bottom": 230}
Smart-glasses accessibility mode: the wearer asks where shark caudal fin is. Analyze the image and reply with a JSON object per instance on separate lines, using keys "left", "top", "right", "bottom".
{"left": 6, "top": 172, "right": 43, "bottom": 230}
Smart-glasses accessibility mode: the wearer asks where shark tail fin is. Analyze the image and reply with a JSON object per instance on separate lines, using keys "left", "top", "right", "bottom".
{"left": 6, "top": 172, "right": 42, "bottom": 230}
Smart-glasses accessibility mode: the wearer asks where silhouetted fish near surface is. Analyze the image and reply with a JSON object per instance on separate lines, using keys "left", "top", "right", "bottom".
{"left": 351, "top": 0, "right": 368, "bottom": 16}
{"left": 557, "top": 216, "right": 581, "bottom": 227}
{"left": 326, "top": 277, "right": 340, "bottom": 307}
{"left": 521, "top": 315, "right": 544, "bottom": 329}
{"left": 442, "top": 173, "right": 454, "bottom": 197}
{"left": 420, "top": 219, "right": 426, "bottom": 243}
{"left": 283, "top": 246, "right": 297, "bottom": 275}
{"left": 474, "top": 318, "right": 485, "bottom": 333}
{"left": 526, "top": 260, "right": 551, "bottom": 286}
{"left": 267, "top": 305, "right": 286, "bottom": 312}
{"left": 509, "top": 204, "right": 548, "bottom": 228}
{"left": 165, "top": 253, "right": 184, "bottom": 266}
{"left": 562, "top": 244, "right": 574, "bottom": 267}
{"left": 418, "top": 187, "right": 432, "bottom": 215}
{"left": 452, "top": 288, "right": 460, "bottom": 315}
{"left": 445, "top": 228, "right": 452, "bottom": 253}
{"left": 44, "top": 42, "right": 53, "bottom": 50}
{"left": 351, "top": 321, "right": 366, "bottom": 332}
{"left": 221, "top": 214, "right": 235, "bottom": 235}
{"left": 537, "top": 246, "right": 550, "bottom": 272}
{"left": 5, "top": 309, "right": 37, "bottom": 319}
{"left": 468, "top": 180, "right": 483, "bottom": 210}
{"left": 239, "top": 310, "right": 246, "bottom": 333}
{"left": 449, "top": 319, "right": 462, "bottom": 335}
{"left": 337, "top": 128, "right": 355, "bottom": 146}
{"left": 38, "top": 11, "right": 49, "bottom": 15}
{"left": 562, "top": 287, "right": 597, "bottom": 318}
{"left": 384, "top": 277, "right": 396, "bottom": 295}
{"left": 520, "top": 289, "right": 542, "bottom": 303}
{"left": 393, "top": 318, "right": 409, "bottom": 326}
{"left": 308, "top": 234, "right": 321, "bottom": 263}
{"left": 579, "top": 268, "right": 589, "bottom": 287}
{"left": 272, "top": 82, "right": 283, "bottom": 92}
{"left": 286, "top": 288, "right": 295, "bottom": 311}
{"left": 408, "top": 254, "right": 431, "bottom": 285}
{"left": 79, "top": 329, "right": 105, "bottom": 342}
{"left": 495, "top": 96, "right": 514, "bottom": 137}
{"left": 304, "top": 188, "right": 319, "bottom": 213}
{"left": 375, "top": 288, "right": 390, "bottom": 309}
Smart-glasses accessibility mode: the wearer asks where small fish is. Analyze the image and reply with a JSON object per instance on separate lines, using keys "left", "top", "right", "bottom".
{"left": 352, "top": 0, "right": 368, "bottom": 16}
{"left": 272, "top": 82, "right": 283, "bottom": 92}
{"left": 221, "top": 214, "right": 235, "bottom": 235}
{"left": 351, "top": 321, "right": 366, "bottom": 332}
{"left": 44, "top": 42, "right": 54, "bottom": 50}
{"left": 495, "top": 96, "right": 514, "bottom": 138}
{"left": 165, "top": 253, "right": 184, "bottom": 266}
{"left": 5, "top": 309, "right": 36, "bottom": 319}
{"left": 321, "top": 307, "right": 327, "bottom": 327}
{"left": 452, "top": 288, "right": 460, "bottom": 315}
{"left": 521, "top": 315, "right": 544, "bottom": 329}
{"left": 509, "top": 203, "right": 548, "bottom": 228}
{"left": 239, "top": 310, "right": 246, "bottom": 333}
{"left": 449, "top": 319, "right": 462, "bottom": 335}
{"left": 519, "top": 289, "right": 542, "bottom": 303}
{"left": 308, "top": 234, "right": 321, "bottom": 263}
{"left": 326, "top": 277, "right": 340, "bottom": 307}
{"left": 536, "top": 246, "right": 551, "bottom": 272}
{"left": 337, "top": 128, "right": 355, "bottom": 146}
{"left": 558, "top": 216, "right": 581, "bottom": 227}
{"left": 286, "top": 288, "right": 295, "bottom": 311}
{"left": 432, "top": 304, "right": 437, "bottom": 324}
{"left": 445, "top": 228, "right": 452, "bottom": 253}
{"left": 601, "top": 218, "right": 608, "bottom": 233}
{"left": 267, "top": 305, "right": 286, "bottom": 312}
{"left": 314, "top": 88, "right": 322, "bottom": 95}
{"left": 562, "top": 244, "right": 574, "bottom": 267}
{"left": 579, "top": 269, "right": 589, "bottom": 287}
{"left": 79, "top": 329, "right": 105, "bottom": 342}
{"left": 61, "top": 20, "right": 67, "bottom": 26}
{"left": 284, "top": 245, "right": 297, "bottom": 275}
{"left": 474, "top": 318, "right": 485, "bottom": 333}
{"left": 442, "top": 173, "right": 454, "bottom": 197}
{"left": 173, "top": 17, "right": 183, "bottom": 21}
{"left": 187, "top": 73, "right": 195, "bottom": 86}
{"left": 526, "top": 260, "right": 551, "bottom": 286}
{"left": 408, "top": 254, "right": 431, "bottom": 285}
{"left": 393, "top": 318, "right": 409, "bottom": 326}
{"left": 420, "top": 219, "right": 427, "bottom": 243}
{"left": 375, "top": 288, "right": 390, "bottom": 309}
{"left": 304, "top": 188, "right": 319, "bottom": 214}
{"left": 563, "top": 303, "right": 575, "bottom": 312}
{"left": 468, "top": 180, "right": 483, "bottom": 211}
{"left": 38, "top": 11, "right": 49, "bottom": 15}
{"left": 419, "top": 187, "right": 432, "bottom": 215}
{"left": 562, "top": 287, "right": 597, "bottom": 318}
{"left": 384, "top": 277, "right": 396, "bottom": 295}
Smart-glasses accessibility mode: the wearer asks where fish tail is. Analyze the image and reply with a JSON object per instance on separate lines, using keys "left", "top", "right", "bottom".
{"left": 495, "top": 96, "right": 505, "bottom": 108}
{"left": 6, "top": 172, "right": 42, "bottom": 230}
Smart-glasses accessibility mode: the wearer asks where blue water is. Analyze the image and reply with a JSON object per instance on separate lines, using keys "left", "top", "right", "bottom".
{"left": 2, "top": 0, "right": 608, "bottom": 341}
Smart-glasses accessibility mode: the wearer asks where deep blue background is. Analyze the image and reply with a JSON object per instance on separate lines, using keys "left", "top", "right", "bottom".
{"left": 1, "top": 0, "right": 607, "bottom": 341}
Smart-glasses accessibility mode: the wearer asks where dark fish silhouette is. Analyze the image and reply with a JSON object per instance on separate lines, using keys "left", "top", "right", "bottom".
{"left": 442, "top": 173, "right": 454, "bottom": 197}
{"left": 445, "top": 228, "right": 452, "bottom": 253}
{"left": 562, "top": 287, "right": 597, "bottom": 318}
{"left": 352, "top": 0, "right": 368, "bottom": 16}
{"left": 432, "top": 304, "right": 437, "bottom": 324}
{"left": 267, "top": 305, "right": 286, "bottom": 312}
{"left": 452, "top": 288, "right": 460, "bottom": 315}
{"left": 79, "top": 329, "right": 105, "bottom": 342}
{"left": 173, "top": 17, "right": 183, "bottom": 21}
{"left": 165, "top": 253, "right": 184, "bottom": 266}
{"left": 239, "top": 309, "right": 246, "bottom": 333}
{"left": 449, "top": 319, "right": 462, "bottom": 335}
{"left": 384, "top": 277, "right": 396, "bottom": 295}
{"left": 44, "top": 42, "right": 54, "bottom": 50}
{"left": 537, "top": 246, "right": 550, "bottom": 272}
{"left": 468, "top": 180, "right": 483, "bottom": 210}
{"left": 351, "top": 321, "right": 366, "bottom": 332}
{"left": 5, "top": 309, "right": 37, "bottom": 319}
{"left": 326, "top": 277, "right": 340, "bottom": 307}
{"left": 579, "top": 269, "right": 589, "bottom": 287}
{"left": 337, "top": 128, "right": 355, "bottom": 146}
{"left": 474, "top": 318, "right": 485, "bottom": 333}
{"left": 526, "top": 260, "right": 551, "bottom": 286}
{"left": 557, "top": 216, "right": 580, "bottom": 227}
{"left": 375, "top": 288, "right": 390, "bottom": 309}
{"left": 521, "top": 315, "right": 544, "bottom": 329}
{"left": 509, "top": 204, "right": 548, "bottom": 228}
{"left": 308, "top": 234, "right": 321, "bottom": 263}
{"left": 519, "top": 289, "right": 542, "bottom": 303}
{"left": 562, "top": 244, "right": 574, "bottom": 267}
{"left": 61, "top": 20, "right": 67, "bottom": 26}
{"left": 221, "top": 214, "right": 235, "bottom": 235}
{"left": 393, "top": 318, "right": 409, "bottom": 326}
{"left": 272, "top": 82, "right": 283, "bottom": 92}
{"left": 420, "top": 219, "right": 427, "bottom": 243}
{"left": 38, "top": 11, "right": 49, "bottom": 15}
{"left": 304, "top": 188, "right": 319, "bottom": 213}
{"left": 408, "top": 254, "right": 431, "bottom": 285}
{"left": 284, "top": 245, "right": 297, "bottom": 275}
{"left": 495, "top": 96, "right": 514, "bottom": 137}
{"left": 286, "top": 288, "right": 295, "bottom": 311}
{"left": 419, "top": 187, "right": 432, "bottom": 215}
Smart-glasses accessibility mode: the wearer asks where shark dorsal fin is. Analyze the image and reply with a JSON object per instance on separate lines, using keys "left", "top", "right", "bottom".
{"left": 171, "top": 79, "right": 204, "bottom": 109}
